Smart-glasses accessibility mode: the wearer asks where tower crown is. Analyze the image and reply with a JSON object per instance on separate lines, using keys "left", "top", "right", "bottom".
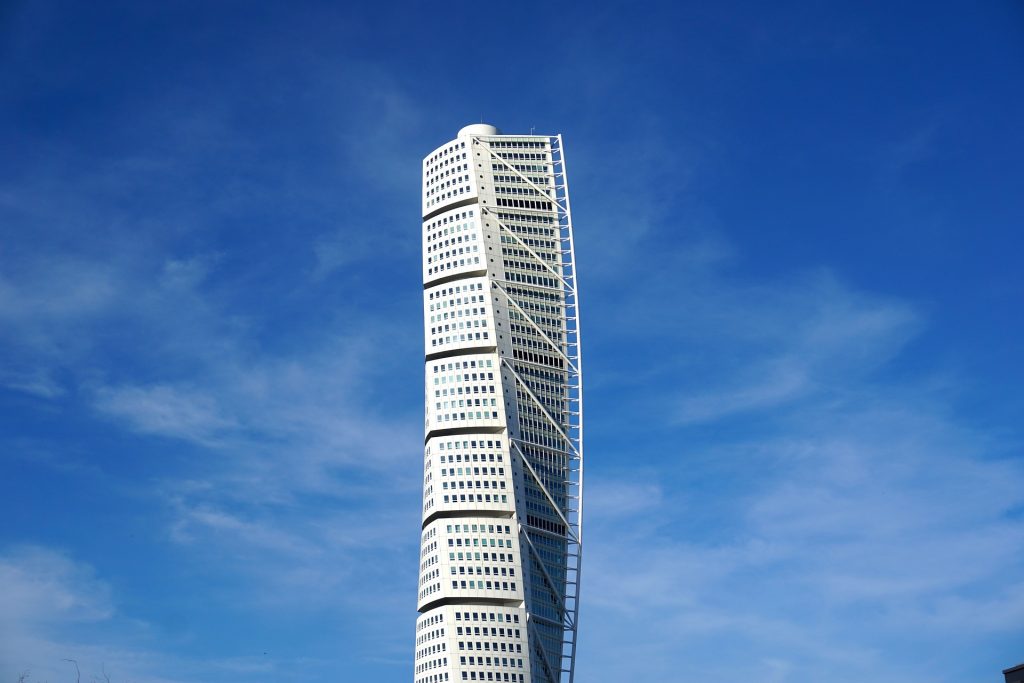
{"left": 458, "top": 123, "right": 501, "bottom": 136}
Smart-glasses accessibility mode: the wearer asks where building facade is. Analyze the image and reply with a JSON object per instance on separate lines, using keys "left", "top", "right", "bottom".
{"left": 414, "top": 124, "right": 584, "bottom": 683}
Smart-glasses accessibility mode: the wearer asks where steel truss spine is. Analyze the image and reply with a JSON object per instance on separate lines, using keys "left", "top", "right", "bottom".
{"left": 476, "top": 134, "right": 584, "bottom": 683}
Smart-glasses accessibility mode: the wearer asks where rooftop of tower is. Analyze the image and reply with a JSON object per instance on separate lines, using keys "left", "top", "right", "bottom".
{"left": 458, "top": 123, "right": 500, "bottom": 136}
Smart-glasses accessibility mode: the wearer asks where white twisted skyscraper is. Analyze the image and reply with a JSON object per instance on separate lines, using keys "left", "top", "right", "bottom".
{"left": 414, "top": 125, "right": 584, "bottom": 683}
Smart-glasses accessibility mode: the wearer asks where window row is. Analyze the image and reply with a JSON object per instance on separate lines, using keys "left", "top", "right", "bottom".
{"left": 491, "top": 174, "right": 548, "bottom": 186}
{"left": 509, "top": 316, "right": 562, "bottom": 338}
{"left": 425, "top": 211, "right": 475, "bottom": 244}
{"left": 415, "top": 657, "right": 447, "bottom": 675}
{"left": 492, "top": 197, "right": 554, "bottom": 211}
{"left": 430, "top": 316, "right": 489, "bottom": 336}
{"left": 429, "top": 301, "right": 487, "bottom": 320}
{"left": 426, "top": 241, "right": 479, "bottom": 264}
{"left": 491, "top": 163, "right": 547, "bottom": 173}
{"left": 446, "top": 524, "right": 511, "bottom": 535}
{"left": 446, "top": 536, "right": 512, "bottom": 548}
{"left": 451, "top": 580, "right": 516, "bottom": 592}
{"left": 462, "top": 672, "right": 524, "bottom": 683}
{"left": 458, "top": 623, "right": 520, "bottom": 637}
{"left": 494, "top": 185, "right": 547, "bottom": 198}
{"left": 429, "top": 280, "right": 485, "bottom": 301}
{"left": 427, "top": 173, "right": 471, "bottom": 199}
{"left": 486, "top": 140, "right": 547, "bottom": 149}
{"left": 417, "top": 611, "right": 445, "bottom": 632}
{"left": 439, "top": 466, "right": 505, "bottom": 477}
{"left": 499, "top": 234, "right": 558, "bottom": 252}
{"left": 449, "top": 551, "right": 514, "bottom": 563}
{"left": 426, "top": 256, "right": 482, "bottom": 277}
{"left": 427, "top": 233, "right": 478, "bottom": 258}
{"left": 429, "top": 319, "right": 489, "bottom": 339}
{"left": 415, "top": 674, "right": 448, "bottom": 683}
{"left": 417, "top": 642, "right": 447, "bottom": 660}
{"left": 503, "top": 270, "right": 559, "bottom": 289}
{"left": 433, "top": 410, "right": 499, "bottom": 423}
{"left": 425, "top": 142, "right": 467, "bottom": 169}
{"left": 427, "top": 184, "right": 473, "bottom": 208}
{"left": 442, "top": 493, "right": 508, "bottom": 504}
{"left": 432, "top": 382, "right": 495, "bottom": 397}
{"left": 487, "top": 151, "right": 545, "bottom": 161}
{"left": 492, "top": 211, "right": 556, "bottom": 229}
{"left": 427, "top": 165, "right": 468, "bottom": 188}
{"left": 440, "top": 478, "right": 505, "bottom": 491}
{"left": 432, "top": 371, "right": 494, "bottom": 384}
{"left": 420, "top": 567, "right": 441, "bottom": 585}
{"left": 439, "top": 452, "right": 503, "bottom": 463}
{"left": 432, "top": 359, "right": 494, "bottom": 373}
{"left": 434, "top": 398, "right": 497, "bottom": 411}
{"left": 449, "top": 565, "right": 515, "bottom": 578}
{"left": 435, "top": 437, "right": 501, "bottom": 451}
{"left": 501, "top": 246, "right": 558, "bottom": 264}
{"left": 415, "top": 655, "right": 448, "bottom": 675}
{"left": 502, "top": 257, "right": 560, "bottom": 275}
{"left": 458, "top": 640, "right": 521, "bottom": 653}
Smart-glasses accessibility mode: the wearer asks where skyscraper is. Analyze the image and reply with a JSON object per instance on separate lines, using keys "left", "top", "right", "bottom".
{"left": 414, "top": 125, "right": 584, "bottom": 683}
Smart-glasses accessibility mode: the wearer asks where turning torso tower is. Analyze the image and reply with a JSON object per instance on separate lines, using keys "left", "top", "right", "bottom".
{"left": 414, "top": 125, "right": 584, "bottom": 683}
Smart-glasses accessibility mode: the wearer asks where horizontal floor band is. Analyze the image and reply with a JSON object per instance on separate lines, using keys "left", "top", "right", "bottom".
{"left": 425, "top": 345, "right": 497, "bottom": 363}
{"left": 425, "top": 425, "right": 506, "bottom": 442}
{"left": 418, "top": 596, "right": 524, "bottom": 614}
{"left": 423, "top": 268, "right": 488, "bottom": 290}
{"left": 422, "top": 195, "right": 479, "bottom": 222}
{"left": 422, "top": 508, "right": 515, "bottom": 530}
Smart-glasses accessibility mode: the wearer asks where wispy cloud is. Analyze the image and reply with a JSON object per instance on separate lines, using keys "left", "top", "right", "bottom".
{"left": 578, "top": 267, "right": 1023, "bottom": 681}
{"left": 94, "top": 384, "right": 237, "bottom": 445}
{"left": 585, "top": 478, "right": 665, "bottom": 520}
{"left": 568, "top": 160, "right": 1022, "bottom": 679}
{"left": 670, "top": 275, "right": 922, "bottom": 423}
{"left": 0, "top": 545, "right": 356, "bottom": 683}
{"left": 0, "top": 61, "right": 433, "bottom": 674}
{"left": 0, "top": 546, "right": 113, "bottom": 626}
{"left": 580, "top": 397, "right": 1024, "bottom": 680}
{"left": 0, "top": 546, "right": 184, "bottom": 683}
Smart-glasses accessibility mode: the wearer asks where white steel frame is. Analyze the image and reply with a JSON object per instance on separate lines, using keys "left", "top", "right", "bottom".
{"left": 475, "top": 134, "right": 585, "bottom": 683}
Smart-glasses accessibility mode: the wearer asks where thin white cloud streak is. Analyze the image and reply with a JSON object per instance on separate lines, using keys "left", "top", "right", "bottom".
{"left": 94, "top": 384, "right": 238, "bottom": 446}
{"left": 0, "top": 69, "right": 432, "bottom": 673}
{"left": 2, "top": 234, "right": 419, "bottom": 490}
{"left": 0, "top": 256, "right": 120, "bottom": 327}
{"left": 69, "top": 261, "right": 423, "bottom": 613}
{"left": 571, "top": 154, "right": 1021, "bottom": 680}
{"left": 0, "top": 546, "right": 186, "bottom": 683}
{"left": 580, "top": 398, "right": 1024, "bottom": 681}
{"left": 0, "top": 546, "right": 113, "bottom": 626}
{"left": 0, "top": 243, "right": 420, "bottom": 670}
{"left": 594, "top": 255, "right": 923, "bottom": 424}
{"left": 0, "top": 545, "right": 349, "bottom": 683}
{"left": 584, "top": 478, "right": 665, "bottom": 520}
{"left": 579, "top": 280, "right": 1023, "bottom": 681}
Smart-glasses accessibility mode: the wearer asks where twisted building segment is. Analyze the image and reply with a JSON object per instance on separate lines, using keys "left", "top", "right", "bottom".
{"left": 414, "top": 124, "right": 584, "bottom": 683}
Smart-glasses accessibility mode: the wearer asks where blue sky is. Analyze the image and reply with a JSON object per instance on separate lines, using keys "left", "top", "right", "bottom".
{"left": 1, "top": 1, "right": 1022, "bottom": 681}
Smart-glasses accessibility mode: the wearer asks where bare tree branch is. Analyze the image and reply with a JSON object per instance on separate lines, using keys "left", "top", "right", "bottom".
{"left": 62, "top": 659, "right": 80, "bottom": 683}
